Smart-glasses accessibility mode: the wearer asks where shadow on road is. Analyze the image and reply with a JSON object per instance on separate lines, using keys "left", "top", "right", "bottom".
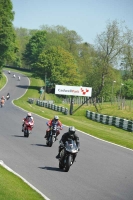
{"left": 16, "top": 85, "right": 28, "bottom": 89}
{"left": 13, "top": 135, "right": 25, "bottom": 138}
{"left": 38, "top": 166, "right": 63, "bottom": 172}
{"left": 31, "top": 144, "right": 49, "bottom": 147}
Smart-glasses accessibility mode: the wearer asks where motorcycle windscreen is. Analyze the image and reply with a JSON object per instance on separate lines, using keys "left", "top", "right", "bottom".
{"left": 65, "top": 140, "right": 78, "bottom": 152}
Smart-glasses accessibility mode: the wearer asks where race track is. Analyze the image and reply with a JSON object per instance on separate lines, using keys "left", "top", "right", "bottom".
{"left": 0, "top": 70, "right": 133, "bottom": 200}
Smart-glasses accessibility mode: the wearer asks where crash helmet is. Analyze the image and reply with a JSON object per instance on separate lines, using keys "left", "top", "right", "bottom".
{"left": 27, "top": 112, "right": 32, "bottom": 117}
{"left": 68, "top": 126, "right": 76, "bottom": 136}
{"left": 54, "top": 115, "right": 59, "bottom": 122}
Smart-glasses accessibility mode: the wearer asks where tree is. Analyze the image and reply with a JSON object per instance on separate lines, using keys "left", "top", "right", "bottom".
{"left": 14, "top": 27, "right": 38, "bottom": 68}
{"left": 0, "top": 0, "right": 16, "bottom": 74}
{"left": 41, "top": 25, "right": 83, "bottom": 59}
{"left": 122, "top": 79, "right": 133, "bottom": 99}
{"left": 91, "top": 20, "right": 125, "bottom": 97}
{"left": 121, "top": 29, "right": 133, "bottom": 80}
{"left": 32, "top": 46, "right": 81, "bottom": 86}
{"left": 23, "top": 30, "right": 47, "bottom": 68}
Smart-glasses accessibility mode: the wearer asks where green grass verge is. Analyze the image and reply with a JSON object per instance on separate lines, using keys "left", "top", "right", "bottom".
{"left": 0, "top": 166, "right": 44, "bottom": 200}
{"left": 0, "top": 73, "right": 7, "bottom": 89}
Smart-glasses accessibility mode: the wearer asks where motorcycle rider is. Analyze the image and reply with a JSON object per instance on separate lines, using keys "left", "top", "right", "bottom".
{"left": 18, "top": 76, "right": 20, "bottom": 81}
{"left": 56, "top": 126, "right": 80, "bottom": 159}
{"left": 1, "top": 96, "right": 6, "bottom": 106}
{"left": 44, "top": 115, "right": 63, "bottom": 140}
{"left": 1, "top": 96, "right": 6, "bottom": 101}
{"left": 22, "top": 112, "right": 34, "bottom": 132}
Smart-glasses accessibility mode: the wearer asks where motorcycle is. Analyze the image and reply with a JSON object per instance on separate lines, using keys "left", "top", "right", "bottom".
{"left": 59, "top": 139, "right": 79, "bottom": 172}
{"left": 23, "top": 121, "right": 34, "bottom": 137}
{"left": 6, "top": 93, "right": 10, "bottom": 100}
{"left": 46, "top": 124, "right": 60, "bottom": 147}
{"left": 0, "top": 99, "right": 5, "bottom": 108}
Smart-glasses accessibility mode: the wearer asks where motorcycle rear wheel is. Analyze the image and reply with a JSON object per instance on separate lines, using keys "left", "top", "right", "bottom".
{"left": 48, "top": 136, "right": 53, "bottom": 147}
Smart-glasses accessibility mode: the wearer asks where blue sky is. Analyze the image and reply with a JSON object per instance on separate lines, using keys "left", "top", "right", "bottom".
{"left": 11, "top": 0, "right": 133, "bottom": 44}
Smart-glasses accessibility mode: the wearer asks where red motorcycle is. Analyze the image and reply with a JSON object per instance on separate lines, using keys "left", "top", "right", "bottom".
{"left": 23, "top": 121, "right": 34, "bottom": 137}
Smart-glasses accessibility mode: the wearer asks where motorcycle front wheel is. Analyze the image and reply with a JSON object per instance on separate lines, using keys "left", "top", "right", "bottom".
{"left": 64, "top": 155, "right": 71, "bottom": 172}
{"left": 24, "top": 129, "right": 29, "bottom": 137}
{"left": 59, "top": 161, "right": 64, "bottom": 169}
{"left": 27, "top": 129, "right": 30, "bottom": 137}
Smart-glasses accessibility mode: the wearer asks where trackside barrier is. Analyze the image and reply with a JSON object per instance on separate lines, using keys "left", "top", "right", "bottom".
{"left": 86, "top": 110, "right": 133, "bottom": 132}
{"left": 31, "top": 99, "right": 69, "bottom": 115}
{"left": 28, "top": 98, "right": 34, "bottom": 104}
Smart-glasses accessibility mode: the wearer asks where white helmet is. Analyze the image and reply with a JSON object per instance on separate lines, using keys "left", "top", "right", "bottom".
{"left": 54, "top": 115, "right": 59, "bottom": 121}
{"left": 27, "top": 112, "right": 32, "bottom": 117}
{"left": 68, "top": 126, "right": 76, "bottom": 136}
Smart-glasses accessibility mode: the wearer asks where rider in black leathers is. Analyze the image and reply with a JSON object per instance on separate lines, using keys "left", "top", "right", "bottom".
{"left": 56, "top": 126, "right": 80, "bottom": 159}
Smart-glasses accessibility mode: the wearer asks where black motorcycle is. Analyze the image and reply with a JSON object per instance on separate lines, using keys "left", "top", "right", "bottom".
{"left": 46, "top": 124, "right": 59, "bottom": 147}
{"left": 6, "top": 93, "right": 10, "bottom": 100}
{"left": 59, "top": 139, "right": 79, "bottom": 172}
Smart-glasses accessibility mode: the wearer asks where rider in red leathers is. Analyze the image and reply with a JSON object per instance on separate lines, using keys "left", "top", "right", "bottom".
{"left": 22, "top": 112, "right": 34, "bottom": 132}
{"left": 44, "top": 115, "right": 63, "bottom": 140}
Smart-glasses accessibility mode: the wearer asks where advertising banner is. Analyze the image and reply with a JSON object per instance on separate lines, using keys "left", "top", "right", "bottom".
{"left": 55, "top": 85, "right": 92, "bottom": 97}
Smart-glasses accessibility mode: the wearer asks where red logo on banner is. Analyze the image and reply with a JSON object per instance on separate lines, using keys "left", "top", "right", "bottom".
{"left": 81, "top": 88, "right": 89, "bottom": 95}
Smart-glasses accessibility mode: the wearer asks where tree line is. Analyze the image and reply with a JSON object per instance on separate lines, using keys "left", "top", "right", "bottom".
{"left": 1, "top": 0, "right": 133, "bottom": 100}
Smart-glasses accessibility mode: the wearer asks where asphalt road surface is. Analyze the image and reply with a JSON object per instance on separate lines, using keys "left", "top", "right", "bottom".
{"left": 0, "top": 70, "right": 133, "bottom": 200}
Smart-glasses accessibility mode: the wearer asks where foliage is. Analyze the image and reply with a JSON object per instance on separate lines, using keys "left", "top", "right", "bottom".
{"left": 23, "top": 30, "right": 47, "bottom": 67}
{"left": 0, "top": 0, "right": 17, "bottom": 68}
{"left": 121, "top": 28, "right": 133, "bottom": 80}
{"left": 91, "top": 20, "right": 125, "bottom": 97}
{"left": 123, "top": 79, "right": 133, "bottom": 99}
{"left": 13, "top": 21, "right": 133, "bottom": 101}
{"left": 32, "top": 46, "right": 81, "bottom": 86}
{"left": 40, "top": 25, "right": 83, "bottom": 54}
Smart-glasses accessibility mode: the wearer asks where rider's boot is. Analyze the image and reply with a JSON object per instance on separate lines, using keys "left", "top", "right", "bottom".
{"left": 44, "top": 131, "right": 48, "bottom": 138}
{"left": 56, "top": 153, "right": 60, "bottom": 158}
{"left": 22, "top": 124, "right": 24, "bottom": 132}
